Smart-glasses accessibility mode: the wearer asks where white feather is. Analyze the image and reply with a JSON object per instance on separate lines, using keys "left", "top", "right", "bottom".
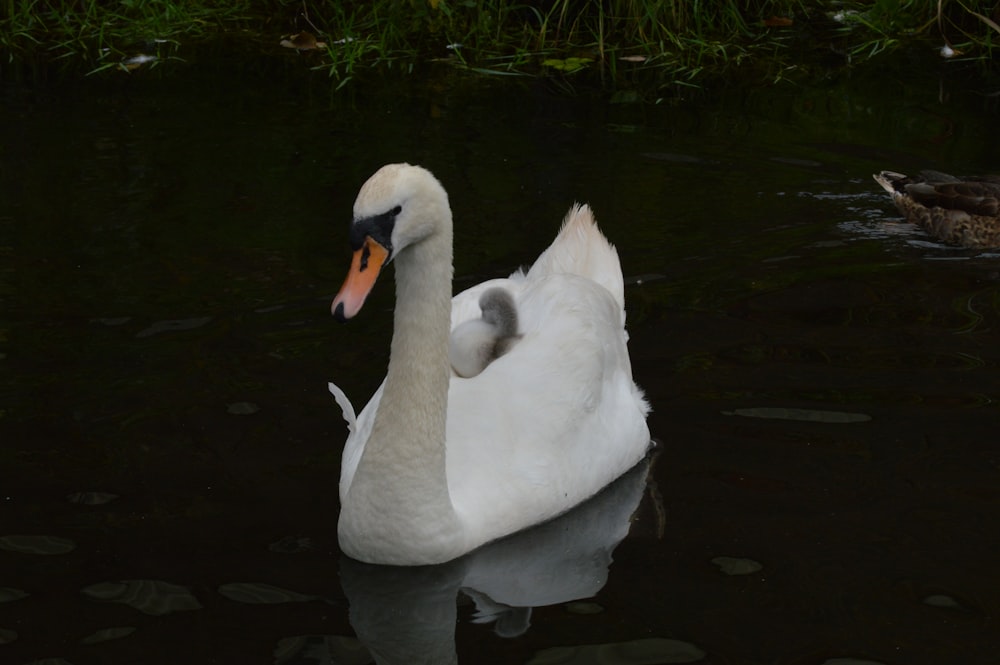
{"left": 327, "top": 381, "right": 356, "bottom": 433}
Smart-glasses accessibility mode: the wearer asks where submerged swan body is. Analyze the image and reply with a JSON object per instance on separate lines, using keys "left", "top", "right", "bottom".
{"left": 448, "top": 287, "right": 521, "bottom": 378}
{"left": 873, "top": 170, "right": 1000, "bottom": 248}
{"left": 329, "top": 163, "right": 650, "bottom": 566}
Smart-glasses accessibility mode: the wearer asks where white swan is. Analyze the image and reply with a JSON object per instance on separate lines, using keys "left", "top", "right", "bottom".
{"left": 448, "top": 287, "right": 521, "bottom": 378}
{"left": 329, "top": 163, "right": 650, "bottom": 566}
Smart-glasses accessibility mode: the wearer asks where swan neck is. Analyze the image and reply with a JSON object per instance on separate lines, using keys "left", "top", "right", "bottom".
{"left": 382, "top": 230, "right": 454, "bottom": 427}
{"left": 340, "top": 209, "right": 460, "bottom": 564}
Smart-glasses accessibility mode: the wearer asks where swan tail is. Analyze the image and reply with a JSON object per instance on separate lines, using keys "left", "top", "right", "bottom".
{"left": 328, "top": 381, "right": 357, "bottom": 433}
{"left": 527, "top": 204, "right": 626, "bottom": 313}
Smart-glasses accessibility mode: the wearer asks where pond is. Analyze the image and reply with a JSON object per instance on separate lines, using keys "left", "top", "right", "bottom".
{"left": 1, "top": 54, "right": 999, "bottom": 665}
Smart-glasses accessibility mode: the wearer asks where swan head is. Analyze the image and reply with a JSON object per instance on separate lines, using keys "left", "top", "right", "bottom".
{"left": 331, "top": 163, "right": 451, "bottom": 321}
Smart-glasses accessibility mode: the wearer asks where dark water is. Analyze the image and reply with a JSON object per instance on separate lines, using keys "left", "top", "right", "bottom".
{"left": 2, "top": 57, "right": 999, "bottom": 665}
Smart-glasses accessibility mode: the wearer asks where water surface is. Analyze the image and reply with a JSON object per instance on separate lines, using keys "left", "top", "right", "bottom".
{"left": 2, "top": 59, "right": 999, "bottom": 664}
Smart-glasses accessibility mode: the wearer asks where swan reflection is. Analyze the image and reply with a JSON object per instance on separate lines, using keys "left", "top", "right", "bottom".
{"left": 337, "top": 457, "right": 653, "bottom": 665}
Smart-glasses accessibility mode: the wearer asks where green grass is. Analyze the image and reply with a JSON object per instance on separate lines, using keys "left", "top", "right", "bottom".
{"left": 1, "top": 0, "right": 258, "bottom": 73}
{"left": 832, "top": 0, "right": 1000, "bottom": 63}
{"left": 1, "top": 1, "right": 998, "bottom": 86}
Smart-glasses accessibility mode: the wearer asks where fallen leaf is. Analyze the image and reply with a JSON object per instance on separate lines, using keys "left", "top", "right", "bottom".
{"left": 542, "top": 57, "right": 593, "bottom": 73}
{"left": 763, "top": 16, "right": 794, "bottom": 27}
{"left": 712, "top": 556, "right": 763, "bottom": 575}
{"left": 280, "top": 31, "right": 327, "bottom": 51}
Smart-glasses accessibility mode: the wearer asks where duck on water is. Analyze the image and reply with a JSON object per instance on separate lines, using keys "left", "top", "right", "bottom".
{"left": 873, "top": 170, "right": 1000, "bottom": 248}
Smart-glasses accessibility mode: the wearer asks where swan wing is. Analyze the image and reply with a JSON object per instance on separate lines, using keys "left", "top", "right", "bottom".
{"left": 527, "top": 204, "right": 625, "bottom": 316}
{"left": 444, "top": 273, "right": 650, "bottom": 549}
{"left": 449, "top": 205, "right": 620, "bottom": 328}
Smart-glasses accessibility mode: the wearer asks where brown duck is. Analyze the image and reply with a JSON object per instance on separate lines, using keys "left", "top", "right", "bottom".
{"left": 873, "top": 170, "right": 1000, "bottom": 248}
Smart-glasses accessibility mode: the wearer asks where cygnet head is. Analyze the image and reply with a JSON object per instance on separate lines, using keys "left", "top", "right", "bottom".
{"left": 478, "top": 287, "right": 519, "bottom": 338}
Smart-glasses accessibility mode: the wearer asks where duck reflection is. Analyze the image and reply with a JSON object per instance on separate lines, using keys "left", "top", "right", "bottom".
{"left": 338, "top": 457, "right": 653, "bottom": 665}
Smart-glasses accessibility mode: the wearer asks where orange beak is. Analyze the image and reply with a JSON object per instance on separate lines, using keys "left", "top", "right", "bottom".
{"left": 331, "top": 237, "right": 390, "bottom": 321}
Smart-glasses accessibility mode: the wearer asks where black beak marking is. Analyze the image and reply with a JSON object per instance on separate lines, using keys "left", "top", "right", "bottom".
{"left": 359, "top": 244, "right": 371, "bottom": 272}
